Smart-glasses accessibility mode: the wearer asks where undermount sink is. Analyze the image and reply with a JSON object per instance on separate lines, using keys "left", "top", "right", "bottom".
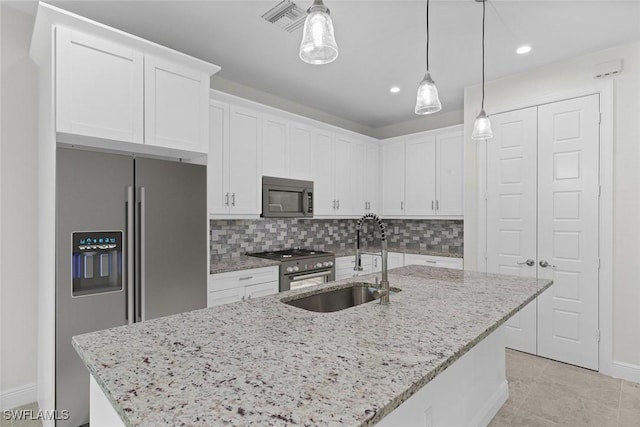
{"left": 283, "top": 283, "right": 401, "bottom": 313}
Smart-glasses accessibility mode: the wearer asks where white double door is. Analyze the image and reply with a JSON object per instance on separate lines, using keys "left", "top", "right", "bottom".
{"left": 486, "top": 94, "right": 600, "bottom": 370}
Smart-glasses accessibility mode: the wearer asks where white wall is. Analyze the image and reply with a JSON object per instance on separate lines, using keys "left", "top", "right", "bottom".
{"left": 0, "top": 4, "right": 39, "bottom": 406}
{"left": 463, "top": 41, "right": 640, "bottom": 366}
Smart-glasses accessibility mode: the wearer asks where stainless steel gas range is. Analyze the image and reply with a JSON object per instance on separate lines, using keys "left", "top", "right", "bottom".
{"left": 247, "top": 249, "right": 335, "bottom": 292}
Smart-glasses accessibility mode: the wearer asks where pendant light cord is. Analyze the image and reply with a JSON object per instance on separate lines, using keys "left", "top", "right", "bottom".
{"left": 481, "top": 0, "right": 486, "bottom": 110}
{"left": 426, "top": 0, "right": 430, "bottom": 71}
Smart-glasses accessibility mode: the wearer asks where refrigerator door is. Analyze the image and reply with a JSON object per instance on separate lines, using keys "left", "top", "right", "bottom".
{"left": 56, "top": 148, "right": 133, "bottom": 427}
{"left": 134, "top": 158, "right": 207, "bottom": 321}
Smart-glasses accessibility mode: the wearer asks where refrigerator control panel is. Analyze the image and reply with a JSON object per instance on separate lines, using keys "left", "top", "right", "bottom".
{"left": 72, "top": 231, "right": 123, "bottom": 297}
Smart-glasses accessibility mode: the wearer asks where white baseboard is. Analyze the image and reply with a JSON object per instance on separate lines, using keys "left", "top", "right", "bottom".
{"left": 473, "top": 380, "right": 509, "bottom": 427}
{"left": 0, "top": 382, "right": 38, "bottom": 411}
{"left": 611, "top": 361, "right": 640, "bottom": 384}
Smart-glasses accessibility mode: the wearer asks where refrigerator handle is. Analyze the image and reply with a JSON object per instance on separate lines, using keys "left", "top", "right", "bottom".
{"left": 139, "top": 187, "right": 146, "bottom": 322}
{"left": 126, "top": 186, "right": 134, "bottom": 325}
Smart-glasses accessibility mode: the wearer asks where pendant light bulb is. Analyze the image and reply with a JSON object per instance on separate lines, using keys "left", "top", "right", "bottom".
{"left": 415, "top": 0, "right": 441, "bottom": 115}
{"left": 299, "top": 0, "right": 338, "bottom": 65}
{"left": 473, "top": 0, "right": 493, "bottom": 140}
{"left": 472, "top": 109, "right": 493, "bottom": 140}
{"left": 415, "top": 72, "right": 442, "bottom": 114}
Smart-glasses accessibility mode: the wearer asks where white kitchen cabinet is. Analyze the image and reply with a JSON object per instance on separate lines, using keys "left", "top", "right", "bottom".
{"left": 381, "top": 126, "right": 463, "bottom": 218}
{"left": 144, "top": 56, "right": 209, "bottom": 153}
{"left": 311, "top": 129, "right": 335, "bottom": 215}
{"left": 55, "top": 26, "right": 215, "bottom": 156}
{"left": 56, "top": 27, "right": 144, "bottom": 144}
{"left": 262, "top": 114, "right": 290, "bottom": 178}
{"left": 208, "top": 266, "right": 278, "bottom": 307}
{"left": 289, "top": 122, "right": 314, "bottom": 180}
{"left": 387, "top": 252, "right": 405, "bottom": 270}
{"left": 404, "top": 254, "right": 463, "bottom": 270}
{"left": 435, "top": 130, "right": 464, "bottom": 216}
{"left": 209, "top": 102, "right": 261, "bottom": 216}
{"left": 405, "top": 135, "right": 437, "bottom": 216}
{"left": 334, "top": 135, "right": 357, "bottom": 215}
{"left": 364, "top": 143, "right": 380, "bottom": 213}
{"left": 381, "top": 140, "right": 405, "bottom": 216}
{"left": 335, "top": 255, "right": 373, "bottom": 280}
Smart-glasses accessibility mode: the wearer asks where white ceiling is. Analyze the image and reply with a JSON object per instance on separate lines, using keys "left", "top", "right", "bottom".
{"left": 12, "top": 0, "right": 640, "bottom": 129}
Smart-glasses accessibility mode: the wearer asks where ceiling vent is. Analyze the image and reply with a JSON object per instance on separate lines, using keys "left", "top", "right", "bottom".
{"left": 593, "top": 59, "right": 623, "bottom": 79}
{"left": 262, "top": 0, "right": 307, "bottom": 33}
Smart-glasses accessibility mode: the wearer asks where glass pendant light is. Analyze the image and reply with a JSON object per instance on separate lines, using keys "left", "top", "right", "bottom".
{"left": 415, "top": 0, "right": 442, "bottom": 114}
{"left": 299, "top": 0, "right": 338, "bottom": 65}
{"left": 472, "top": 0, "right": 493, "bottom": 140}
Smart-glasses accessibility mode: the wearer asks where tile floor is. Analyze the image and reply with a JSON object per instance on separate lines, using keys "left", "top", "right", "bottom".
{"left": 491, "top": 349, "right": 640, "bottom": 427}
{"left": 3, "top": 349, "right": 639, "bottom": 426}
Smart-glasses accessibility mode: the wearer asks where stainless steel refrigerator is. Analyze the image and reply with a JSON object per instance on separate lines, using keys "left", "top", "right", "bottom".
{"left": 55, "top": 147, "right": 207, "bottom": 426}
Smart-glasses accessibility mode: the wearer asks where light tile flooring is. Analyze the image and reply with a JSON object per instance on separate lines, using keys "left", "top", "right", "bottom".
{"left": 491, "top": 349, "right": 640, "bottom": 427}
{"left": 3, "top": 350, "right": 639, "bottom": 426}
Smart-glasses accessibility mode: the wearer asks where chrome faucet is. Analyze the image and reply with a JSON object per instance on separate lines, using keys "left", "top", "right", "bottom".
{"left": 355, "top": 213, "right": 390, "bottom": 305}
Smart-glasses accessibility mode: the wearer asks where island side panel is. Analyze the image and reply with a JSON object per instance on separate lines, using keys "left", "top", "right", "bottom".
{"left": 90, "top": 375, "right": 126, "bottom": 427}
{"left": 377, "top": 327, "right": 508, "bottom": 427}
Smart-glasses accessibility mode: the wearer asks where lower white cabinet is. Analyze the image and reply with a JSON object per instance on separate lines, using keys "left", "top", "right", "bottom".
{"left": 403, "top": 254, "right": 463, "bottom": 270}
{"left": 335, "top": 255, "right": 372, "bottom": 280}
{"left": 208, "top": 266, "right": 278, "bottom": 307}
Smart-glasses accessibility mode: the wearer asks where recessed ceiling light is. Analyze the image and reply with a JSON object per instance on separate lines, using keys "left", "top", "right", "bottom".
{"left": 389, "top": 86, "right": 401, "bottom": 93}
{"left": 516, "top": 45, "right": 532, "bottom": 55}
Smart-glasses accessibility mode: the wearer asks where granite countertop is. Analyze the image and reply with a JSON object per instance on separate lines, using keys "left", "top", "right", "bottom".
{"left": 73, "top": 265, "right": 552, "bottom": 427}
{"left": 211, "top": 247, "right": 462, "bottom": 274}
{"left": 209, "top": 256, "right": 280, "bottom": 274}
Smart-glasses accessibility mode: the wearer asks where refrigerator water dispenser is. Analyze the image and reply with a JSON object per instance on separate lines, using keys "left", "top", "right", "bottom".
{"left": 72, "top": 231, "right": 122, "bottom": 296}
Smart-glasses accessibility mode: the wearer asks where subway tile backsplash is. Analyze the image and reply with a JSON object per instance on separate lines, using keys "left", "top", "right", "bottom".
{"left": 210, "top": 218, "right": 463, "bottom": 262}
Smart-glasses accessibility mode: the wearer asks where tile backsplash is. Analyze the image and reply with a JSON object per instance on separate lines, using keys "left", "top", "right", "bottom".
{"left": 210, "top": 218, "right": 463, "bottom": 262}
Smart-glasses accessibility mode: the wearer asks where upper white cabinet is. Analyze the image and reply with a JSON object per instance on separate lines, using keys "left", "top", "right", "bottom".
{"left": 364, "top": 143, "right": 380, "bottom": 213}
{"left": 262, "top": 114, "right": 290, "bottom": 178}
{"left": 54, "top": 26, "right": 217, "bottom": 157}
{"left": 56, "top": 27, "right": 144, "bottom": 144}
{"left": 209, "top": 101, "right": 261, "bottom": 216}
{"left": 312, "top": 129, "right": 336, "bottom": 216}
{"left": 289, "top": 122, "right": 314, "bottom": 181}
{"left": 381, "top": 126, "right": 464, "bottom": 218}
{"left": 144, "top": 56, "right": 209, "bottom": 153}
{"left": 381, "top": 140, "right": 405, "bottom": 216}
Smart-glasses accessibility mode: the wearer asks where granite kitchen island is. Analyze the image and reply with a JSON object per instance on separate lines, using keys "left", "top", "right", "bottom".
{"left": 73, "top": 265, "right": 552, "bottom": 426}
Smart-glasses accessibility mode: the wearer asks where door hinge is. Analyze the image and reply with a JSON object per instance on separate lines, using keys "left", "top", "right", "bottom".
{"left": 598, "top": 185, "right": 602, "bottom": 197}
{"left": 596, "top": 330, "right": 600, "bottom": 342}
{"left": 484, "top": 192, "right": 489, "bottom": 201}
{"left": 599, "top": 112, "right": 602, "bottom": 124}
{"left": 597, "top": 258, "right": 601, "bottom": 269}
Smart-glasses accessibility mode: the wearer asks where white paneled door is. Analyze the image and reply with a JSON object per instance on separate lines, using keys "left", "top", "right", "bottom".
{"left": 536, "top": 95, "right": 600, "bottom": 370}
{"left": 486, "top": 106, "right": 538, "bottom": 355}
{"left": 485, "top": 94, "right": 600, "bottom": 370}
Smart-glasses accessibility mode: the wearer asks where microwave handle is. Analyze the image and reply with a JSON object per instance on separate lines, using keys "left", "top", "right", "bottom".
{"left": 302, "top": 189, "right": 310, "bottom": 215}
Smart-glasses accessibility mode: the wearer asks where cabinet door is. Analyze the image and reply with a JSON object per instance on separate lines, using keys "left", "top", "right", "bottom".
{"left": 289, "top": 123, "right": 313, "bottom": 180}
{"left": 381, "top": 141, "right": 405, "bottom": 216}
{"left": 144, "top": 56, "right": 209, "bottom": 153}
{"left": 334, "top": 136, "right": 354, "bottom": 215}
{"left": 207, "top": 287, "right": 245, "bottom": 308}
{"left": 262, "top": 114, "right": 289, "bottom": 178}
{"left": 365, "top": 144, "right": 380, "bottom": 213}
{"left": 245, "top": 281, "right": 279, "bottom": 300}
{"left": 436, "top": 132, "right": 464, "bottom": 216}
{"left": 208, "top": 100, "right": 230, "bottom": 214}
{"left": 56, "top": 27, "right": 143, "bottom": 143}
{"left": 387, "top": 252, "right": 404, "bottom": 270}
{"left": 229, "top": 106, "right": 261, "bottom": 215}
{"left": 405, "top": 136, "right": 437, "bottom": 216}
{"left": 312, "top": 130, "right": 336, "bottom": 215}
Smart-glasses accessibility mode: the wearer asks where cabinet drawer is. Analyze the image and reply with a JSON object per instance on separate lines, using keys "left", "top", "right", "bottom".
{"left": 207, "top": 287, "right": 245, "bottom": 308}
{"left": 404, "top": 254, "right": 463, "bottom": 270}
{"left": 209, "top": 266, "right": 278, "bottom": 292}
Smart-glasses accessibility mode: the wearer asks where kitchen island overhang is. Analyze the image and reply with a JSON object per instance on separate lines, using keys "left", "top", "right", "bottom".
{"left": 73, "top": 265, "right": 552, "bottom": 426}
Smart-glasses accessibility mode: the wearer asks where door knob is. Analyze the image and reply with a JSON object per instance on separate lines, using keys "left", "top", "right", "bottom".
{"left": 539, "top": 260, "right": 556, "bottom": 268}
{"left": 517, "top": 259, "right": 535, "bottom": 266}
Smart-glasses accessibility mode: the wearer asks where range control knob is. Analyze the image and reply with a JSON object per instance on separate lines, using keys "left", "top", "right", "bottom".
{"left": 316, "top": 263, "right": 323, "bottom": 268}
{"left": 328, "top": 261, "right": 333, "bottom": 266}
{"left": 323, "top": 262, "right": 330, "bottom": 267}
{"left": 286, "top": 267, "right": 294, "bottom": 273}
{"left": 293, "top": 266, "right": 299, "bottom": 272}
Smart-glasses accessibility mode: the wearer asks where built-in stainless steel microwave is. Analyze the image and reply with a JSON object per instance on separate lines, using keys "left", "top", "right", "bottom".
{"left": 262, "top": 176, "right": 313, "bottom": 218}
